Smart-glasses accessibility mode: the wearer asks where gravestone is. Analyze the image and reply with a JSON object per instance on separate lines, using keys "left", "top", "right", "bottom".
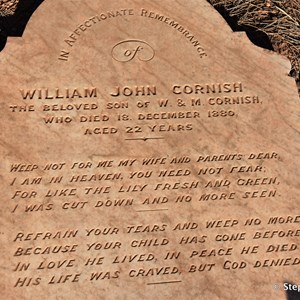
{"left": 0, "top": 1, "right": 299, "bottom": 299}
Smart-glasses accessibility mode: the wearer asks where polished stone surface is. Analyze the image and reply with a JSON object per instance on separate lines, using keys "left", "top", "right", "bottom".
{"left": 0, "top": 1, "right": 299, "bottom": 299}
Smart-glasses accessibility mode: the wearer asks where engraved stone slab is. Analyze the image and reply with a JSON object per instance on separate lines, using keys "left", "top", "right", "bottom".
{"left": 0, "top": 1, "right": 299, "bottom": 299}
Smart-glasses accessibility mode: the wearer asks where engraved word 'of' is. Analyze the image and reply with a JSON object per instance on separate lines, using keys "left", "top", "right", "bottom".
{"left": 112, "top": 40, "right": 155, "bottom": 62}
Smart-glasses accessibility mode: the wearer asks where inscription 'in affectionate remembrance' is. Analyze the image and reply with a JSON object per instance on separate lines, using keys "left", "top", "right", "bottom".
{"left": 0, "top": 1, "right": 299, "bottom": 300}
{"left": 59, "top": 8, "right": 207, "bottom": 61}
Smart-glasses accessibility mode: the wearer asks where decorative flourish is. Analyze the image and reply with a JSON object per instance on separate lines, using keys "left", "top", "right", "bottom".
{"left": 112, "top": 39, "right": 155, "bottom": 63}
{"left": 125, "top": 137, "right": 164, "bottom": 141}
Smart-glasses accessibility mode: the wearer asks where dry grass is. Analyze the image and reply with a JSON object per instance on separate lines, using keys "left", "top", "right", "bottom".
{"left": 208, "top": 0, "right": 300, "bottom": 85}
{"left": 0, "top": 0, "right": 299, "bottom": 87}
{"left": 0, "top": 0, "right": 19, "bottom": 16}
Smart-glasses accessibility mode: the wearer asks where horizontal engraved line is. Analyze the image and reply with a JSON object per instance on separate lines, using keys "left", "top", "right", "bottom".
{"left": 147, "top": 280, "right": 182, "bottom": 285}
{"left": 125, "top": 137, "right": 165, "bottom": 141}
{"left": 136, "top": 208, "right": 169, "bottom": 212}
